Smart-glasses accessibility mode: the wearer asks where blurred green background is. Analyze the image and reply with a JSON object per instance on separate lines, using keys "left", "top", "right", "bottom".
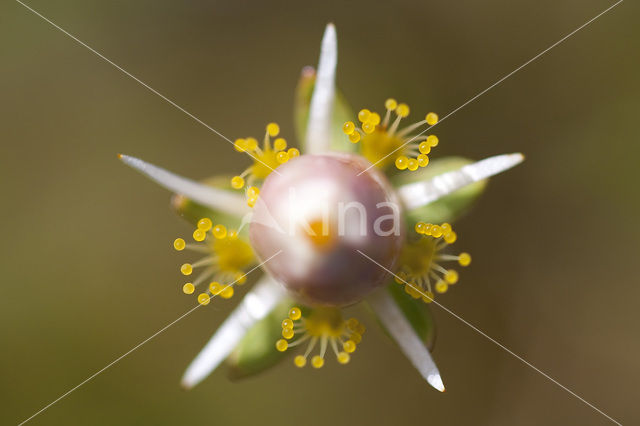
{"left": 2, "top": 0, "right": 639, "bottom": 424}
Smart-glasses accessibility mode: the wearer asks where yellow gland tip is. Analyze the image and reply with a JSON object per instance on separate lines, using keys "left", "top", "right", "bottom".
{"left": 337, "top": 352, "right": 350, "bottom": 364}
{"left": 343, "top": 340, "right": 356, "bottom": 353}
{"left": 396, "top": 103, "right": 410, "bottom": 117}
{"left": 274, "top": 138, "right": 287, "bottom": 151}
{"left": 358, "top": 108, "right": 371, "bottom": 123}
{"left": 294, "top": 355, "right": 307, "bottom": 367}
{"left": 459, "top": 252, "right": 472, "bottom": 266}
{"left": 212, "top": 224, "right": 227, "bottom": 239}
{"left": 282, "top": 328, "right": 295, "bottom": 339}
{"left": 445, "top": 270, "right": 459, "bottom": 284}
{"left": 173, "top": 238, "right": 186, "bottom": 251}
{"left": 266, "top": 122, "right": 280, "bottom": 137}
{"left": 311, "top": 355, "right": 325, "bottom": 369}
{"left": 348, "top": 132, "right": 361, "bottom": 143}
{"left": 395, "top": 155, "right": 409, "bottom": 170}
{"left": 342, "top": 121, "right": 355, "bottom": 135}
{"left": 417, "top": 154, "right": 429, "bottom": 167}
{"left": 276, "top": 151, "right": 289, "bottom": 164}
{"left": 287, "top": 148, "right": 300, "bottom": 159}
{"left": 180, "top": 263, "right": 193, "bottom": 275}
{"left": 193, "top": 229, "right": 206, "bottom": 242}
{"left": 197, "top": 293, "right": 211, "bottom": 305}
{"left": 231, "top": 175, "right": 245, "bottom": 189}
{"left": 385, "top": 98, "right": 398, "bottom": 110}
{"left": 182, "top": 283, "right": 195, "bottom": 294}
{"left": 276, "top": 339, "right": 288, "bottom": 352}
{"left": 418, "top": 142, "right": 431, "bottom": 154}
{"left": 435, "top": 281, "right": 448, "bottom": 294}
{"left": 427, "top": 134, "right": 439, "bottom": 147}
{"left": 289, "top": 307, "right": 302, "bottom": 320}
{"left": 425, "top": 112, "right": 439, "bottom": 125}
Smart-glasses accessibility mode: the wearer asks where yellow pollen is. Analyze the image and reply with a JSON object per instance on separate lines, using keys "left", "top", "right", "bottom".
{"left": 231, "top": 176, "right": 245, "bottom": 189}
{"left": 276, "top": 151, "right": 289, "bottom": 164}
{"left": 415, "top": 222, "right": 426, "bottom": 234}
{"left": 444, "top": 231, "right": 457, "bottom": 244}
{"left": 246, "top": 137, "right": 258, "bottom": 151}
{"left": 234, "top": 138, "right": 247, "bottom": 152}
{"left": 348, "top": 132, "right": 361, "bottom": 143}
{"left": 385, "top": 98, "right": 398, "bottom": 110}
{"left": 343, "top": 340, "right": 356, "bottom": 353}
{"left": 276, "top": 339, "right": 288, "bottom": 352}
{"left": 368, "top": 112, "right": 381, "bottom": 125}
{"left": 362, "top": 122, "right": 376, "bottom": 134}
{"left": 407, "top": 158, "right": 419, "bottom": 171}
{"left": 311, "top": 356, "right": 325, "bottom": 369}
{"left": 427, "top": 134, "right": 439, "bottom": 147}
{"left": 421, "top": 291, "right": 434, "bottom": 303}
{"left": 266, "top": 122, "right": 280, "bottom": 137}
{"left": 419, "top": 142, "right": 431, "bottom": 154}
{"left": 425, "top": 112, "right": 439, "bottom": 125}
{"left": 182, "top": 283, "right": 195, "bottom": 294}
{"left": 282, "top": 328, "right": 294, "bottom": 339}
{"left": 193, "top": 229, "right": 206, "bottom": 242}
{"left": 212, "top": 224, "right": 227, "bottom": 239}
{"left": 197, "top": 218, "right": 213, "bottom": 231}
{"left": 209, "top": 282, "right": 222, "bottom": 294}
{"left": 395, "top": 155, "right": 409, "bottom": 170}
{"left": 459, "top": 252, "right": 472, "bottom": 266}
{"left": 289, "top": 307, "right": 302, "bottom": 320}
{"left": 173, "top": 238, "right": 186, "bottom": 251}
{"left": 197, "top": 293, "right": 210, "bottom": 305}
{"left": 180, "top": 263, "right": 193, "bottom": 275}
{"left": 282, "top": 319, "right": 294, "bottom": 329}
{"left": 431, "top": 225, "right": 443, "bottom": 238}
{"left": 358, "top": 109, "right": 371, "bottom": 122}
{"left": 435, "top": 281, "right": 448, "bottom": 293}
{"left": 342, "top": 121, "right": 355, "bottom": 135}
{"left": 337, "top": 352, "right": 350, "bottom": 364}
{"left": 287, "top": 148, "right": 300, "bottom": 159}
{"left": 274, "top": 138, "right": 287, "bottom": 151}
{"left": 294, "top": 355, "right": 307, "bottom": 367}
{"left": 445, "top": 270, "right": 459, "bottom": 284}
{"left": 220, "top": 286, "right": 234, "bottom": 299}
{"left": 417, "top": 154, "right": 429, "bottom": 167}
{"left": 396, "top": 103, "right": 410, "bottom": 117}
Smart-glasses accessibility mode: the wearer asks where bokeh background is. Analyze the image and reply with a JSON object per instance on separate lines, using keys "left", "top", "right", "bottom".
{"left": 2, "top": 0, "right": 639, "bottom": 424}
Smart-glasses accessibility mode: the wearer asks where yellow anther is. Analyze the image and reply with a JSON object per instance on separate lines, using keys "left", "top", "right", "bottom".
{"left": 231, "top": 175, "right": 245, "bottom": 189}
{"left": 337, "top": 352, "right": 350, "bottom": 364}
{"left": 425, "top": 112, "right": 439, "bottom": 125}
{"left": 234, "top": 138, "right": 247, "bottom": 152}
{"left": 368, "top": 112, "right": 381, "bottom": 125}
{"left": 209, "top": 282, "right": 222, "bottom": 294}
{"left": 182, "top": 283, "right": 195, "bottom": 294}
{"left": 294, "top": 355, "right": 307, "bottom": 367}
{"left": 407, "top": 158, "right": 419, "bottom": 171}
{"left": 311, "top": 355, "right": 325, "bottom": 368}
{"left": 343, "top": 340, "right": 356, "bottom": 353}
{"left": 441, "top": 223, "right": 452, "bottom": 233}
{"left": 358, "top": 109, "right": 371, "bottom": 123}
{"left": 445, "top": 270, "right": 459, "bottom": 284}
{"left": 395, "top": 274, "right": 406, "bottom": 284}
{"left": 247, "top": 186, "right": 260, "bottom": 198}
{"left": 356, "top": 323, "right": 366, "bottom": 335}
{"left": 435, "top": 281, "right": 448, "bottom": 293}
{"left": 220, "top": 286, "right": 234, "bottom": 299}
{"left": 415, "top": 222, "right": 427, "bottom": 234}
{"left": 431, "top": 225, "right": 443, "bottom": 238}
{"left": 351, "top": 332, "right": 362, "bottom": 344}
{"left": 362, "top": 122, "right": 376, "bottom": 134}
{"left": 287, "top": 148, "right": 300, "bottom": 159}
{"left": 212, "top": 224, "right": 227, "bottom": 239}
{"left": 444, "top": 231, "right": 457, "bottom": 244}
{"left": 274, "top": 138, "right": 287, "bottom": 151}
{"left": 385, "top": 98, "right": 398, "bottom": 110}
{"left": 396, "top": 103, "right": 410, "bottom": 117}
{"left": 180, "top": 263, "right": 193, "bottom": 275}
{"left": 276, "top": 151, "right": 289, "bottom": 164}
{"left": 395, "top": 155, "right": 409, "bottom": 170}
{"left": 342, "top": 121, "right": 355, "bottom": 135}
{"left": 234, "top": 273, "right": 246, "bottom": 284}
{"left": 282, "top": 328, "right": 294, "bottom": 339}
{"left": 405, "top": 285, "right": 421, "bottom": 299}
{"left": 247, "top": 197, "right": 257, "bottom": 208}
{"left": 276, "top": 339, "right": 288, "bottom": 352}
{"left": 417, "top": 154, "right": 429, "bottom": 167}
{"left": 193, "top": 229, "right": 206, "bottom": 242}
{"left": 346, "top": 318, "right": 359, "bottom": 331}
{"left": 173, "top": 238, "right": 186, "bottom": 251}
{"left": 427, "top": 134, "right": 439, "bottom": 147}
{"left": 421, "top": 291, "right": 434, "bottom": 303}
{"left": 197, "top": 293, "right": 211, "bottom": 305}
{"left": 289, "top": 307, "right": 302, "bottom": 320}
{"left": 419, "top": 142, "right": 431, "bottom": 154}
{"left": 458, "top": 252, "right": 472, "bottom": 266}
{"left": 197, "top": 218, "right": 213, "bottom": 231}
{"left": 282, "top": 319, "right": 294, "bottom": 330}
{"left": 348, "top": 132, "right": 361, "bottom": 143}
{"left": 423, "top": 223, "right": 433, "bottom": 235}
{"left": 266, "top": 122, "right": 280, "bottom": 137}
{"left": 246, "top": 137, "right": 259, "bottom": 151}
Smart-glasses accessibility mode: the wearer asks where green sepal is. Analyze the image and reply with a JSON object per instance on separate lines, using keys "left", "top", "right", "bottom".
{"left": 392, "top": 156, "right": 487, "bottom": 226}
{"left": 170, "top": 175, "right": 247, "bottom": 236}
{"left": 382, "top": 283, "right": 436, "bottom": 351}
{"left": 226, "top": 299, "right": 295, "bottom": 380}
{"left": 294, "top": 67, "right": 356, "bottom": 153}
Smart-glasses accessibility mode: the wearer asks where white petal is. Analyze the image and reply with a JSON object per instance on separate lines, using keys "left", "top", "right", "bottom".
{"left": 304, "top": 23, "right": 337, "bottom": 155}
{"left": 398, "top": 153, "right": 524, "bottom": 210}
{"left": 181, "top": 275, "right": 286, "bottom": 388}
{"left": 367, "top": 288, "right": 445, "bottom": 392}
{"left": 119, "top": 154, "right": 249, "bottom": 217}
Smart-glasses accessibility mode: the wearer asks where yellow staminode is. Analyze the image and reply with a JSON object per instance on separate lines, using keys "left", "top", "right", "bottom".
{"left": 173, "top": 218, "right": 255, "bottom": 305}
{"left": 396, "top": 222, "right": 471, "bottom": 303}
{"left": 230, "top": 123, "right": 298, "bottom": 206}
{"left": 342, "top": 98, "right": 439, "bottom": 171}
{"left": 275, "top": 307, "right": 365, "bottom": 369}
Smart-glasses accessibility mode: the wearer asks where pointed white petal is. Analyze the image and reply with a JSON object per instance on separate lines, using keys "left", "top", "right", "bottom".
{"left": 398, "top": 153, "right": 524, "bottom": 210}
{"left": 367, "top": 288, "right": 445, "bottom": 392}
{"left": 305, "top": 23, "right": 337, "bottom": 154}
{"left": 181, "top": 275, "right": 286, "bottom": 388}
{"left": 119, "top": 154, "right": 249, "bottom": 217}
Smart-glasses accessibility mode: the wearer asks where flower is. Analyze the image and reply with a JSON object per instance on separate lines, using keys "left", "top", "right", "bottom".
{"left": 120, "top": 24, "right": 523, "bottom": 391}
